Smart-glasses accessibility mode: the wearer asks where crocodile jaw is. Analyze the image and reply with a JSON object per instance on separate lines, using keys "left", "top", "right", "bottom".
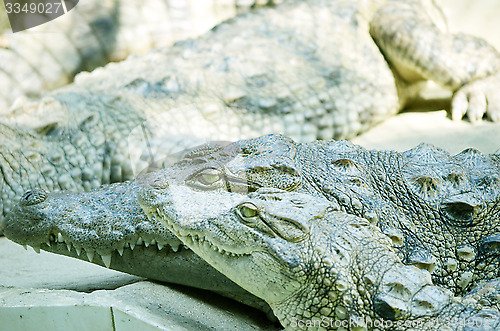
{"left": 22, "top": 230, "right": 188, "bottom": 269}
{"left": 158, "top": 211, "right": 293, "bottom": 303}
{"left": 141, "top": 185, "right": 304, "bottom": 303}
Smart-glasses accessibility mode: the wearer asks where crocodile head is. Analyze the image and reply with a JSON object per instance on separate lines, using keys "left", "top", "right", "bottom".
{"left": 140, "top": 181, "right": 499, "bottom": 328}
{"left": 139, "top": 183, "right": 343, "bottom": 326}
{"left": 3, "top": 181, "right": 186, "bottom": 266}
{"left": 3, "top": 179, "right": 258, "bottom": 297}
{"left": 139, "top": 184, "right": 325, "bottom": 303}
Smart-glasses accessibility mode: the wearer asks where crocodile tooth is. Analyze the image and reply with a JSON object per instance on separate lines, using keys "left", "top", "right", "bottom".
{"left": 75, "top": 246, "right": 82, "bottom": 256}
{"left": 144, "top": 241, "right": 150, "bottom": 247}
{"left": 151, "top": 239, "right": 156, "bottom": 245}
{"left": 22, "top": 244, "right": 27, "bottom": 250}
{"left": 136, "top": 237, "right": 143, "bottom": 246}
{"left": 171, "top": 244, "right": 179, "bottom": 252}
{"left": 32, "top": 246, "right": 40, "bottom": 254}
{"left": 87, "top": 250, "right": 94, "bottom": 262}
{"left": 130, "top": 242, "right": 135, "bottom": 250}
{"left": 46, "top": 241, "right": 51, "bottom": 247}
{"left": 57, "top": 233, "right": 64, "bottom": 242}
{"left": 65, "top": 241, "right": 72, "bottom": 252}
{"left": 117, "top": 248, "right": 124, "bottom": 256}
{"left": 101, "top": 254, "right": 112, "bottom": 268}
{"left": 157, "top": 243, "right": 164, "bottom": 250}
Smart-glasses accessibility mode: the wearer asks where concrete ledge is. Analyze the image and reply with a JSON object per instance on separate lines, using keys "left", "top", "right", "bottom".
{"left": 0, "top": 238, "right": 279, "bottom": 330}
{"left": 353, "top": 110, "right": 500, "bottom": 153}
{"left": 0, "top": 282, "right": 278, "bottom": 331}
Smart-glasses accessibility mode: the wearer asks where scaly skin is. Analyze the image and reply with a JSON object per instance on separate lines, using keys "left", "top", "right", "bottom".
{"left": 5, "top": 135, "right": 500, "bottom": 318}
{"left": 2, "top": 0, "right": 500, "bottom": 233}
{"left": 140, "top": 186, "right": 500, "bottom": 330}
{"left": 0, "top": 0, "right": 281, "bottom": 110}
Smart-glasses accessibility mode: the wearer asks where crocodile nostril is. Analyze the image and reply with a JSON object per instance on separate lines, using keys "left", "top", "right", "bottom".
{"left": 442, "top": 202, "right": 476, "bottom": 225}
{"left": 19, "top": 189, "right": 48, "bottom": 207}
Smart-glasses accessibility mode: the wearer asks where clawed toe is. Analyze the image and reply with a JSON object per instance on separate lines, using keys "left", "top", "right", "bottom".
{"left": 451, "top": 73, "right": 500, "bottom": 123}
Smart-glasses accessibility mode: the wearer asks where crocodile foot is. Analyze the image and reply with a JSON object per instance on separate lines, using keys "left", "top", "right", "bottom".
{"left": 452, "top": 71, "right": 500, "bottom": 123}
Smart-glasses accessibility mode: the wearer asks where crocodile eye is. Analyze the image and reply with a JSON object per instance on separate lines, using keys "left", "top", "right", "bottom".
{"left": 186, "top": 168, "right": 227, "bottom": 191}
{"left": 19, "top": 189, "right": 48, "bottom": 207}
{"left": 239, "top": 203, "right": 258, "bottom": 218}
{"left": 196, "top": 169, "right": 222, "bottom": 185}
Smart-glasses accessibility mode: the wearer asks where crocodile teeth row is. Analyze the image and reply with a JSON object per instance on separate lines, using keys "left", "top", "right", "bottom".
{"left": 160, "top": 219, "right": 244, "bottom": 257}
{"left": 38, "top": 230, "right": 186, "bottom": 269}
{"left": 191, "top": 234, "right": 242, "bottom": 257}
{"left": 123, "top": 237, "right": 183, "bottom": 252}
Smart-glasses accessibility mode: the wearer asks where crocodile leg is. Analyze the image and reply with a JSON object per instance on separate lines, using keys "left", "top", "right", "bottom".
{"left": 370, "top": 0, "right": 500, "bottom": 122}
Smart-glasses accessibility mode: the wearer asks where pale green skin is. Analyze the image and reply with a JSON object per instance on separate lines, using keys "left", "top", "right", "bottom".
{"left": 3, "top": 0, "right": 500, "bottom": 234}
{"left": 141, "top": 185, "right": 500, "bottom": 330}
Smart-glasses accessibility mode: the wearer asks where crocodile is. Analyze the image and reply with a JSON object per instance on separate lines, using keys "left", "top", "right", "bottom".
{"left": 5, "top": 135, "right": 500, "bottom": 314}
{"left": 2, "top": 0, "right": 500, "bottom": 236}
{"left": 144, "top": 185, "right": 500, "bottom": 329}
{"left": 0, "top": 0, "right": 281, "bottom": 110}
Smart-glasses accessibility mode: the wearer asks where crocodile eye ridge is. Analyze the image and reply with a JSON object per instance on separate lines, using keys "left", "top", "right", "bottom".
{"left": 19, "top": 189, "right": 48, "bottom": 207}
{"left": 187, "top": 168, "right": 225, "bottom": 190}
